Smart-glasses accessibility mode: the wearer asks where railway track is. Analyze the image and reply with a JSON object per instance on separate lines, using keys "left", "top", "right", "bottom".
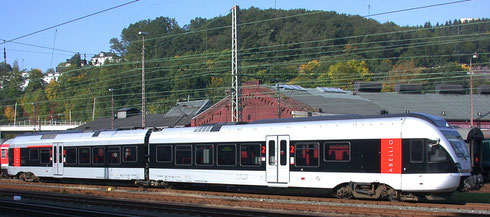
{"left": 0, "top": 189, "right": 308, "bottom": 217}
{"left": 0, "top": 179, "right": 489, "bottom": 216}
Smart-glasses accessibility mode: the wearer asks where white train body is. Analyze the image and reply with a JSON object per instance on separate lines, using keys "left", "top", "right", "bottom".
{"left": 1, "top": 113, "right": 478, "bottom": 199}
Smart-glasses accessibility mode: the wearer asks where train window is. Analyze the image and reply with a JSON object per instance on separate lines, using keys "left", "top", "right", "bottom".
{"left": 175, "top": 145, "right": 192, "bottom": 166}
{"left": 429, "top": 145, "right": 448, "bottom": 162}
{"left": 59, "top": 147, "right": 63, "bottom": 164}
{"left": 29, "top": 149, "right": 39, "bottom": 161}
{"left": 107, "top": 147, "right": 121, "bottom": 165}
{"left": 217, "top": 144, "right": 236, "bottom": 166}
{"left": 280, "top": 140, "right": 287, "bottom": 166}
{"left": 156, "top": 145, "right": 172, "bottom": 163}
{"left": 410, "top": 140, "right": 424, "bottom": 163}
{"left": 240, "top": 144, "right": 261, "bottom": 166}
{"left": 295, "top": 143, "right": 319, "bottom": 167}
{"left": 195, "top": 144, "right": 214, "bottom": 166}
{"left": 1, "top": 150, "right": 5, "bottom": 159}
{"left": 123, "top": 146, "right": 137, "bottom": 162}
{"left": 65, "top": 148, "right": 77, "bottom": 164}
{"left": 268, "top": 140, "right": 275, "bottom": 166}
{"left": 40, "top": 148, "right": 50, "bottom": 164}
{"left": 79, "top": 147, "right": 91, "bottom": 165}
{"left": 93, "top": 147, "right": 105, "bottom": 165}
{"left": 324, "top": 142, "right": 350, "bottom": 162}
{"left": 50, "top": 147, "right": 58, "bottom": 163}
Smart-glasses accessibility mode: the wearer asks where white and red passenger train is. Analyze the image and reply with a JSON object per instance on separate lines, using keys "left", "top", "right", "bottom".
{"left": 0, "top": 113, "right": 483, "bottom": 200}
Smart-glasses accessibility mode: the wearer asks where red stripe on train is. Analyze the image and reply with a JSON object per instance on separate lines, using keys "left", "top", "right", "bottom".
{"left": 14, "top": 148, "right": 21, "bottom": 167}
{"left": 381, "top": 138, "right": 402, "bottom": 174}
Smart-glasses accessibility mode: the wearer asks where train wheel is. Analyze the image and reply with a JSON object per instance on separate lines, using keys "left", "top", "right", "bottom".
{"left": 387, "top": 188, "right": 400, "bottom": 202}
{"left": 18, "top": 173, "right": 26, "bottom": 182}
{"left": 24, "top": 172, "right": 38, "bottom": 182}
{"left": 335, "top": 186, "right": 353, "bottom": 199}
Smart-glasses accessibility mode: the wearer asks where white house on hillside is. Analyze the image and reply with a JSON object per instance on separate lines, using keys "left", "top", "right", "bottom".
{"left": 43, "top": 71, "right": 60, "bottom": 83}
{"left": 90, "top": 52, "right": 120, "bottom": 66}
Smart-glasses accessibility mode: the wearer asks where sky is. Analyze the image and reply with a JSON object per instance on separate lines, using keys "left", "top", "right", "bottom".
{"left": 1, "top": 0, "right": 488, "bottom": 72}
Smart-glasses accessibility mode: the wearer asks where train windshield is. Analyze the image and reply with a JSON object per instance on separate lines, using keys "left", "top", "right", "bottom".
{"left": 443, "top": 132, "right": 469, "bottom": 159}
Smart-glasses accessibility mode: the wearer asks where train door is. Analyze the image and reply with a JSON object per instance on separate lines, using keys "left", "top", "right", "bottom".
{"left": 266, "top": 135, "right": 290, "bottom": 183}
{"left": 52, "top": 143, "right": 64, "bottom": 176}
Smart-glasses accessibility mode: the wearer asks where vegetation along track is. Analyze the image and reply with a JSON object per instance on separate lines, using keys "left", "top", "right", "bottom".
{"left": 0, "top": 179, "right": 489, "bottom": 216}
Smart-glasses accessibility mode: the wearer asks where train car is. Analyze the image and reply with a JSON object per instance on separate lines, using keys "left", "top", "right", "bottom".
{"left": 483, "top": 129, "right": 490, "bottom": 176}
{"left": 4, "top": 129, "right": 149, "bottom": 181}
{"left": 3, "top": 113, "right": 482, "bottom": 201}
{"left": 148, "top": 113, "right": 479, "bottom": 200}
{"left": 458, "top": 128, "right": 490, "bottom": 178}
{"left": 1, "top": 139, "right": 8, "bottom": 178}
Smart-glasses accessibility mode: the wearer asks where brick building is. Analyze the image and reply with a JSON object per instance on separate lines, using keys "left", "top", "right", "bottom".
{"left": 191, "top": 81, "right": 313, "bottom": 126}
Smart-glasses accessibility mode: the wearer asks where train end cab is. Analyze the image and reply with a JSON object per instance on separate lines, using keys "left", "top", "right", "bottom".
{"left": 1, "top": 143, "right": 9, "bottom": 177}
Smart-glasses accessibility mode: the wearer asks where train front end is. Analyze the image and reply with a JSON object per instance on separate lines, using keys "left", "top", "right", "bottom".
{"left": 403, "top": 113, "right": 483, "bottom": 194}
{"left": 441, "top": 130, "right": 484, "bottom": 191}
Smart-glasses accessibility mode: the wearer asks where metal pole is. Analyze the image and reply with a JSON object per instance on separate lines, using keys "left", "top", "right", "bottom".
{"left": 92, "top": 97, "right": 96, "bottom": 121}
{"left": 277, "top": 85, "right": 281, "bottom": 118}
{"left": 13, "top": 102, "right": 17, "bottom": 126}
{"left": 469, "top": 53, "right": 478, "bottom": 127}
{"left": 470, "top": 57, "right": 473, "bottom": 127}
{"left": 231, "top": 5, "right": 241, "bottom": 122}
{"left": 139, "top": 31, "right": 148, "bottom": 128}
{"left": 109, "top": 89, "right": 114, "bottom": 129}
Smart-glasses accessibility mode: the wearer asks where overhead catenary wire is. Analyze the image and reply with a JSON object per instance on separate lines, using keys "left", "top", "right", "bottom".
{"left": 33, "top": 28, "right": 488, "bottom": 96}
{"left": 0, "top": 0, "right": 141, "bottom": 46}
{"left": 3, "top": 34, "right": 488, "bottom": 107}
{"left": 2, "top": 1, "right": 487, "bottom": 122}
{"left": 47, "top": 19, "right": 488, "bottom": 84}
{"left": 7, "top": 59, "right": 488, "bottom": 118}
{"left": 7, "top": 38, "right": 487, "bottom": 107}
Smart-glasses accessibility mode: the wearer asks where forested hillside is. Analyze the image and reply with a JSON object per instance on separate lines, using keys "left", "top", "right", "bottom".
{"left": 0, "top": 7, "right": 488, "bottom": 124}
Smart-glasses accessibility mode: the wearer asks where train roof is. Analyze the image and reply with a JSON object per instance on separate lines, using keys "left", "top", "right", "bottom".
{"left": 7, "top": 129, "right": 150, "bottom": 144}
{"left": 249, "top": 113, "right": 449, "bottom": 128}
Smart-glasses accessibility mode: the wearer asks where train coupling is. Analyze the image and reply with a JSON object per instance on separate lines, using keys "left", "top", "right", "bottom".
{"left": 459, "top": 174, "right": 484, "bottom": 191}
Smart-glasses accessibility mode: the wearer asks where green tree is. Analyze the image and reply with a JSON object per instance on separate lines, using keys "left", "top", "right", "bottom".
{"left": 289, "top": 60, "right": 321, "bottom": 87}
{"left": 324, "top": 60, "right": 371, "bottom": 89}
{"left": 382, "top": 60, "right": 423, "bottom": 92}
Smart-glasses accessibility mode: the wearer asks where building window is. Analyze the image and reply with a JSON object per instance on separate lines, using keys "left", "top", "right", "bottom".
{"left": 175, "top": 145, "right": 192, "bottom": 166}
{"left": 123, "top": 146, "right": 137, "bottom": 162}
{"left": 218, "top": 144, "right": 236, "bottom": 166}
{"left": 65, "top": 148, "right": 77, "bottom": 164}
{"left": 40, "top": 148, "right": 51, "bottom": 164}
{"left": 410, "top": 139, "right": 424, "bottom": 163}
{"left": 29, "top": 149, "right": 39, "bottom": 161}
{"left": 324, "top": 142, "right": 350, "bottom": 162}
{"left": 295, "top": 143, "right": 319, "bottom": 167}
{"left": 240, "top": 144, "right": 261, "bottom": 166}
{"left": 156, "top": 145, "right": 172, "bottom": 163}
{"left": 79, "top": 147, "right": 91, "bottom": 164}
{"left": 107, "top": 146, "right": 121, "bottom": 165}
{"left": 195, "top": 144, "right": 214, "bottom": 166}
{"left": 93, "top": 147, "right": 105, "bottom": 165}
